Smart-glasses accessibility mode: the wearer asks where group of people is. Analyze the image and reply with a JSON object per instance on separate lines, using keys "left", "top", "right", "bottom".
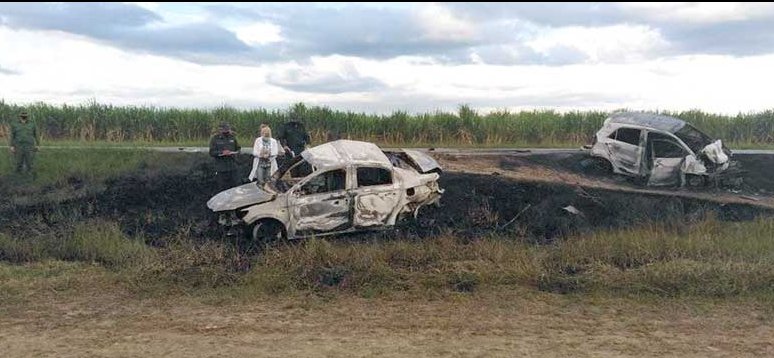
{"left": 208, "top": 115, "right": 310, "bottom": 191}
{"left": 4, "top": 110, "right": 308, "bottom": 189}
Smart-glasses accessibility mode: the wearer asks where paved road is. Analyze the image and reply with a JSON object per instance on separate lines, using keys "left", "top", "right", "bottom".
{"left": 2, "top": 145, "right": 772, "bottom": 156}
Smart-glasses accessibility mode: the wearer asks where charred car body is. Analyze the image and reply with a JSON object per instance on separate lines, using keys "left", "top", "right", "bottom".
{"left": 207, "top": 140, "right": 444, "bottom": 242}
{"left": 584, "top": 112, "right": 738, "bottom": 187}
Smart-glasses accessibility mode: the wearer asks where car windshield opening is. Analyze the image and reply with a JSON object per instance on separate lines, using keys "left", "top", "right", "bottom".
{"left": 271, "top": 158, "right": 315, "bottom": 193}
{"left": 674, "top": 124, "right": 713, "bottom": 154}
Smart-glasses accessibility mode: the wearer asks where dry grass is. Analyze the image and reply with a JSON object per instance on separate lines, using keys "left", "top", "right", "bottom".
{"left": 4, "top": 217, "right": 774, "bottom": 300}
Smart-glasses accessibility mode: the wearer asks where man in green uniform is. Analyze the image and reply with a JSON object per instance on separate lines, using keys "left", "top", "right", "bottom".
{"left": 9, "top": 111, "right": 40, "bottom": 175}
{"left": 209, "top": 122, "right": 241, "bottom": 192}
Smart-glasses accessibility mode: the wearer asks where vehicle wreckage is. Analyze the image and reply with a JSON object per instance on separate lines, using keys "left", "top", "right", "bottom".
{"left": 207, "top": 140, "right": 444, "bottom": 242}
{"left": 583, "top": 112, "right": 741, "bottom": 187}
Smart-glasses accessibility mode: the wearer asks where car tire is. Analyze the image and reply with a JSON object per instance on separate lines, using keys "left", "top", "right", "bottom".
{"left": 685, "top": 174, "right": 705, "bottom": 187}
{"left": 581, "top": 157, "right": 612, "bottom": 175}
{"left": 250, "top": 220, "right": 286, "bottom": 244}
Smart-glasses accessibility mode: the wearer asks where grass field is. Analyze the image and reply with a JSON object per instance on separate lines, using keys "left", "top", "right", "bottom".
{"left": 0, "top": 148, "right": 177, "bottom": 186}
{"left": 2, "top": 214, "right": 774, "bottom": 300}
{"left": 3, "top": 101, "right": 774, "bottom": 149}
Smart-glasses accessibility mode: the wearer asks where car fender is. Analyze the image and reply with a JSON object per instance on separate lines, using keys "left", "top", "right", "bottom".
{"left": 242, "top": 198, "right": 291, "bottom": 229}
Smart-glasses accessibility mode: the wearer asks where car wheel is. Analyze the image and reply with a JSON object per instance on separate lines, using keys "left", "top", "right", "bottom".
{"left": 685, "top": 174, "right": 705, "bottom": 187}
{"left": 250, "top": 220, "right": 285, "bottom": 244}
{"left": 581, "top": 157, "right": 612, "bottom": 175}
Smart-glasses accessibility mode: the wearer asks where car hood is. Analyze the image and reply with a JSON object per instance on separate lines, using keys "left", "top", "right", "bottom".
{"left": 207, "top": 182, "right": 275, "bottom": 212}
{"left": 402, "top": 149, "right": 442, "bottom": 173}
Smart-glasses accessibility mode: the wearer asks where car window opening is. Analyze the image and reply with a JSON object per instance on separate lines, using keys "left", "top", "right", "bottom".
{"left": 357, "top": 167, "right": 392, "bottom": 187}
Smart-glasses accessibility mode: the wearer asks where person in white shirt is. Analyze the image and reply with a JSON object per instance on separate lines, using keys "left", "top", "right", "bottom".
{"left": 248, "top": 126, "right": 284, "bottom": 184}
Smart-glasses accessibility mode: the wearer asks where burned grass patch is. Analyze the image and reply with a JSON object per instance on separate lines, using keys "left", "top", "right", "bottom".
{"left": 2, "top": 153, "right": 773, "bottom": 250}
{"left": 417, "top": 173, "right": 774, "bottom": 243}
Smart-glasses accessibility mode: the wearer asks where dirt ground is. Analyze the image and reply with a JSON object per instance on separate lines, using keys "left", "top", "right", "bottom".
{"left": 1, "top": 279, "right": 773, "bottom": 358}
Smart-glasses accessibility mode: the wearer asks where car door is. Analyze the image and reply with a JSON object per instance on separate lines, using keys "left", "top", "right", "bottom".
{"left": 289, "top": 168, "right": 351, "bottom": 234}
{"left": 352, "top": 166, "right": 400, "bottom": 227}
{"left": 646, "top": 134, "right": 688, "bottom": 186}
{"left": 606, "top": 127, "right": 643, "bottom": 175}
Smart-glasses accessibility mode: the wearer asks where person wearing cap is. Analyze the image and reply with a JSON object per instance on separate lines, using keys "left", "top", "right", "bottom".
{"left": 276, "top": 113, "right": 311, "bottom": 177}
{"left": 209, "top": 122, "right": 241, "bottom": 192}
{"left": 9, "top": 111, "right": 40, "bottom": 175}
{"left": 276, "top": 113, "right": 311, "bottom": 158}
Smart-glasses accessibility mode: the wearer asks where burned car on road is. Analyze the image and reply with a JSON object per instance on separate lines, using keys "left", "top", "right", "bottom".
{"left": 207, "top": 140, "right": 444, "bottom": 242}
{"left": 584, "top": 112, "right": 737, "bottom": 187}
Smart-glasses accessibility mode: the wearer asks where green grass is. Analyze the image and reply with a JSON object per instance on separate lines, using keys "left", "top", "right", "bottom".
{"left": 3, "top": 101, "right": 774, "bottom": 148}
{"left": 539, "top": 218, "right": 774, "bottom": 297}
{"left": 18, "top": 139, "right": 210, "bottom": 148}
{"left": 0, "top": 148, "right": 196, "bottom": 187}
{"left": 2, "top": 217, "right": 774, "bottom": 300}
{"left": 0, "top": 221, "right": 157, "bottom": 268}
{"left": 236, "top": 218, "right": 774, "bottom": 299}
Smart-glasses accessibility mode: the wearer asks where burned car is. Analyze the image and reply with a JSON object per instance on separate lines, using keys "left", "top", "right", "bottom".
{"left": 207, "top": 140, "right": 444, "bottom": 242}
{"left": 584, "top": 112, "right": 736, "bottom": 187}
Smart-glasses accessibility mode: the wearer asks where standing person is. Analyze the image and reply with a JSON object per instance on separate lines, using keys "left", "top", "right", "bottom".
{"left": 276, "top": 114, "right": 311, "bottom": 177}
{"left": 248, "top": 126, "right": 284, "bottom": 184}
{"left": 276, "top": 113, "right": 311, "bottom": 158}
{"left": 9, "top": 111, "right": 40, "bottom": 175}
{"left": 209, "top": 122, "right": 241, "bottom": 192}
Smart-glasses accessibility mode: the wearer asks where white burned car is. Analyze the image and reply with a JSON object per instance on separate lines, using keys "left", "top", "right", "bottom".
{"left": 207, "top": 140, "right": 444, "bottom": 242}
{"left": 585, "top": 112, "right": 735, "bottom": 187}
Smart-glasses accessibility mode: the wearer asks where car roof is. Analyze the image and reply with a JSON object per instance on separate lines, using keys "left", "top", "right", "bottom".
{"left": 607, "top": 112, "right": 686, "bottom": 133}
{"left": 302, "top": 140, "right": 392, "bottom": 170}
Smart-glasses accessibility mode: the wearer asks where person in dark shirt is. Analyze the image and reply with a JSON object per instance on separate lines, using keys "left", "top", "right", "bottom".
{"left": 276, "top": 114, "right": 311, "bottom": 158}
{"left": 276, "top": 114, "right": 312, "bottom": 177}
{"left": 209, "top": 122, "right": 241, "bottom": 192}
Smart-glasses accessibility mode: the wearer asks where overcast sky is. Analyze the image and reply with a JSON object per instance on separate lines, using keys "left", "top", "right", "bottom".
{"left": 1, "top": 2, "right": 773, "bottom": 114}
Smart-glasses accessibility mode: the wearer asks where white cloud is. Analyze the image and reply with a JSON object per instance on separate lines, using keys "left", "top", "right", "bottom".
{"left": 415, "top": 3, "right": 476, "bottom": 41}
{"left": 0, "top": 27, "right": 289, "bottom": 107}
{"left": 618, "top": 2, "right": 774, "bottom": 23}
{"left": 267, "top": 57, "right": 385, "bottom": 94}
{"left": 1, "top": 24, "right": 773, "bottom": 115}
{"left": 234, "top": 22, "right": 282, "bottom": 46}
{"left": 526, "top": 24, "right": 670, "bottom": 63}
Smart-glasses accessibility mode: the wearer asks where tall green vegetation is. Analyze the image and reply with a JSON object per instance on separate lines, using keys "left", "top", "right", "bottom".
{"left": 2, "top": 100, "right": 774, "bottom": 147}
